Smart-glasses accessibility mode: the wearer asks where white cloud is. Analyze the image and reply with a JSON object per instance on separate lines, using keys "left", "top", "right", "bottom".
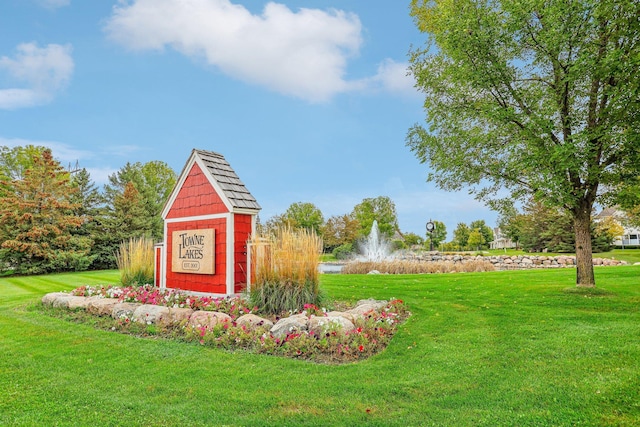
{"left": 0, "top": 42, "right": 74, "bottom": 109}
{"left": 85, "top": 166, "right": 118, "bottom": 185}
{"left": 352, "top": 59, "right": 420, "bottom": 98}
{"left": 36, "top": 0, "right": 71, "bottom": 9}
{"left": 0, "top": 137, "right": 91, "bottom": 164}
{"left": 104, "top": 0, "right": 363, "bottom": 103}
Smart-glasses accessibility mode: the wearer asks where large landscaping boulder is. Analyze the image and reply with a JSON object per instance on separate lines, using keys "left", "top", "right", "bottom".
{"left": 41, "top": 292, "right": 70, "bottom": 306}
{"left": 87, "top": 298, "right": 120, "bottom": 316}
{"left": 168, "top": 307, "right": 195, "bottom": 324}
{"left": 356, "top": 299, "right": 388, "bottom": 310}
{"left": 188, "top": 311, "right": 232, "bottom": 330}
{"left": 112, "top": 303, "right": 142, "bottom": 320}
{"left": 347, "top": 303, "right": 382, "bottom": 317}
{"left": 308, "top": 315, "right": 355, "bottom": 336}
{"left": 66, "top": 296, "right": 103, "bottom": 310}
{"left": 235, "top": 313, "right": 273, "bottom": 330}
{"left": 325, "top": 311, "right": 357, "bottom": 324}
{"left": 133, "top": 305, "right": 171, "bottom": 324}
{"left": 269, "top": 314, "right": 308, "bottom": 339}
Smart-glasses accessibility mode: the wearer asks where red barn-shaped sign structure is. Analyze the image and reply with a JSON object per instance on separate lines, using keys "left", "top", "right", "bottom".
{"left": 154, "top": 149, "right": 260, "bottom": 295}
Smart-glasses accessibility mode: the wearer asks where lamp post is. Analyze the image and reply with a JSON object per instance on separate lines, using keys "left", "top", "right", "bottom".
{"left": 426, "top": 220, "right": 435, "bottom": 252}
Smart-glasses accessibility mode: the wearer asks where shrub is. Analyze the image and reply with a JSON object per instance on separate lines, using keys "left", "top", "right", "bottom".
{"left": 332, "top": 243, "right": 354, "bottom": 260}
{"left": 249, "top": 227, "right": 322, "bottom": 315}
{"left": 115, "top": 236, "right": 154, "bottom": 286}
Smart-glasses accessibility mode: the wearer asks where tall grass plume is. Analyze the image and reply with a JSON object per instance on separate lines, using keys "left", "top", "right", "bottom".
{"left": 249, "top": 227, "right": 322, "bottom": 315}
{"left": 116, "top": 236, "right": 155, "bottom": 286}
{"left": 341, "top": 259, "right": 496, "bottom": 274}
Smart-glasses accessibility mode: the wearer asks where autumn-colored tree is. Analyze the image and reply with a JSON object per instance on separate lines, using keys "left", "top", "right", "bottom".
{"left": 321, "top": 214, "right": 360, "bottom": 252}
{"left": 0, "top": 150, "right": 93, "bottom": 274}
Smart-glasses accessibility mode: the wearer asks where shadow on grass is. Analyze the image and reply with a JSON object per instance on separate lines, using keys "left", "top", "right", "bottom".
{"left": 561, "top": 286, "right": 617, "bottom": 297}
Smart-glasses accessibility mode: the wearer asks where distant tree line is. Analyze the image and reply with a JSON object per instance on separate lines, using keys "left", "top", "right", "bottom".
{"left": 498, "top": 199, "right": 620, "bottom": 253}
{"left": 1, "top": 145, "right": 631, "bottom": 275}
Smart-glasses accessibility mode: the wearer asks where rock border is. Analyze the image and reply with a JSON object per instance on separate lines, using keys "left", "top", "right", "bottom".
{"left": 41, "top": 293, "right": 393, "bottom": 339}
{"left": 397, "top": 253, "right": 627, "bottom": 270}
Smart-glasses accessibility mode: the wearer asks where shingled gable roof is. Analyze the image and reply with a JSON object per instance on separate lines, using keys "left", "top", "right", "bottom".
{"left": 163, "top": 149, "right": 261, "bottom": 217}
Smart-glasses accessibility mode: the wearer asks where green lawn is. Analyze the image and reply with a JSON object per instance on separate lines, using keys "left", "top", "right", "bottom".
{"left": 1, "top": 268, "right": 639, "bottom": 426}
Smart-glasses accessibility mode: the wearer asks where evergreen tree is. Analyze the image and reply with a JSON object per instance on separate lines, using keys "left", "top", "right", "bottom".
{"left": 95, "top": 182, "right": 151, "bottom": 269}
{"left": 104, "top": 161, "right": 176, "bottom": 240}
{"left": 0, "top": 150, "right": 93, "bottom": 274}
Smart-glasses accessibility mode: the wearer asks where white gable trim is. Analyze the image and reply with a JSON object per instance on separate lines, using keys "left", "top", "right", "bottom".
{"left": 161, "top": 151, "right": 197, "bottom": 219}
{"left": 193, "top": 155, "right": 234, "bottom": 212}
{"left": 161, "top": 151, "right": 236, "bottom": 219}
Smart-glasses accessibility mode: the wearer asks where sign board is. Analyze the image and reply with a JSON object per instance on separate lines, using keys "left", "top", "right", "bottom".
{"left": 171, "top": 229, "right": 215, "bottom": 274}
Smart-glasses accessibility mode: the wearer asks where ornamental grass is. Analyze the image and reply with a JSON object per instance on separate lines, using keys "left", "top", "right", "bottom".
{"left": 249, "top": 227, "right": 323, "bottom": 315}
{"left": 341, "top": 258, "right": 496, "bottom": 274}
{"left": 115, "top": 236, "right": 155, "bottom": 286}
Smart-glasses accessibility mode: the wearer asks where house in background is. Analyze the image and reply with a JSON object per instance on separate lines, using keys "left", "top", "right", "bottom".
{"left": 595, "top": 207, "right": 640, "bottom": 247}
{"left": 490, "top": 227, "right": 517, "bottom": 249}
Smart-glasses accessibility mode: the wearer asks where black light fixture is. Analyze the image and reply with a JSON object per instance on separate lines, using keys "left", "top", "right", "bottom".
{"left": 426, "top": 219, "right": 435, "bottom": 252}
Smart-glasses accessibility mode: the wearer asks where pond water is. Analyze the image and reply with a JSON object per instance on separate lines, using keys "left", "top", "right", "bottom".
{"left": 318, "top": 263, "right": 345, "bottom": 274}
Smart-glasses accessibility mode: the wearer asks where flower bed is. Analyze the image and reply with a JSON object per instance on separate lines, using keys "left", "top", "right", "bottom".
{"left": 42, "top": 285, "right": 409, "bottom": 364}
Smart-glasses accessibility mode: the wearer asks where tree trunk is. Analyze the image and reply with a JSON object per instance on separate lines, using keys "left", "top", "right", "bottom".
{"left": 574, "top": 204, "right": 595, "bottom": 287}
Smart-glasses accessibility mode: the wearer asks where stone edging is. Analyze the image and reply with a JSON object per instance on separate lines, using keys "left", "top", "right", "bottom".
{"left": 41, "top": 293, "right": 392, "bottom": 338}
{"left": 396, "top": 253, "right": 627, "bottom": 270}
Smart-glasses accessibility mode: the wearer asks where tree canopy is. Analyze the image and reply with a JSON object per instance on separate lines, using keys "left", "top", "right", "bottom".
{"left": 104, "top": 161, "right": 176, "bottom": 240}
{"left": 283, "top": 202, "right": 325, "bottom": 235}
{"left": 407, "top": 0, "right": 640, "bottom": 286}
{"left": 351, "top": 196, "right": 399, "bottom": 239}
{"left": 0, "top": 150, "right": 93, "bottom": 274}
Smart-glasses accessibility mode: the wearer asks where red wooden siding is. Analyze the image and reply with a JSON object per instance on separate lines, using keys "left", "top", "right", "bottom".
{"left": 233, "top": 214, "right": 253, "bottom": 293}
{"left": 165, "top": 218, "right": 227, "bottom": 294}
{"left": 166, "top": 163, "right": 228, "bottom": 219}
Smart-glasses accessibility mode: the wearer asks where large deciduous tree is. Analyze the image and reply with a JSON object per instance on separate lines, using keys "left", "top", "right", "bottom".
{"left": 283, "top": 202, "right": 325, "bottom": 235}
{"left": 0, "top": 145, "right": 46, "bottom": 196}
{"left": 351, "top": 196, "right": 399, "bottom": 240}
{"left": 407, "top": 0, "right": 640, "bottom": 286}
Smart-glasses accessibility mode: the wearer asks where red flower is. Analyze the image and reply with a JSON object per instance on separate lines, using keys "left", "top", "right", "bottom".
{"left": 358, "top": 345, "right": 364, "bottom": 352}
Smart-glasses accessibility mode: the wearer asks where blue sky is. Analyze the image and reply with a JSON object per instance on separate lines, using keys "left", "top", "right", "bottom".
{"left": 0, "top": 0, "right": 497, "bottom": 239}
